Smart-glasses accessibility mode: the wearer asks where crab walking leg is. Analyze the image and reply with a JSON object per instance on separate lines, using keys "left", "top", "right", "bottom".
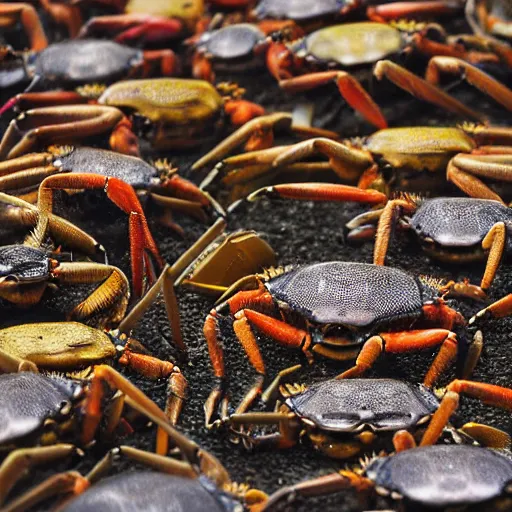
{"left": 247, "top": 183, "right": 388, "bottom": 204}
{"left": 279, "top": 71, "right": 387, "bottom": 129}
{"left": 367, "top": 1, "right": 462, "bottom": 22}
{"left": 420, "top": 380, "right": 512, "bottom": 447}
{"left": 0, "top": 106, "right": 125, "bottom": 160}
{"left": 39, "top": 0, "right": 82, "bottom": 37}
{"left": 53, "top": 262, "right": 130, "bottom": 325}
{"left": 0, "top": 445, "right": 80, "bottom": 506}
{"left": 393, "top": 429, "right": 418, "bottom": 452}
{"left": 426, "top": 57, "right": 512, "bottom": 112}
{"left": 373, "top": 198, "right": 418, "bottom": 265}
{"left": 263, "top": 471, "right": 372, "bottom": 511}
{"left": 469, "top": 293, "right": 512, "bottom": 325}
{"left": 0, "top": 91, "right": 90, "bottom": 117}
{"left": 0, "top": 192, "right": 106, "bottom": 261}
{"left": 373, "top": 60, "right": 486, "bottom": 123}
{"left": 480, "top": 222, "right": 507, "bottom": 290}
{"left": 447, "top": 153, "right": 512, "bottom": 204}
{"left": 3, "top": 471, "right": 88, "bottom": 512}
{"left": 0, "top": 3, "right": 48, "bottom": 51}
{"left": 336, "top": 329, "right": 459, "bottom": 388}
{"left": 33, "top": 174, "right": 162, "bottom": 297}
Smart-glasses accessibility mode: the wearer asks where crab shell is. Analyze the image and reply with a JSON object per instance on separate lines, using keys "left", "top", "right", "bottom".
{"left": 290, "top": 22, "right": 405, "bottom": 67}
{"left": 410, "top": 198, "right": 512, "bottom": 262}
{"left": 366, "top": 445, "right": 512, "bottom": 508}
{"left": 254, "top": 0, "right": 351, "bottom": 22}
{"left": 0, "top": 372, "right": 82, "bottom": 447}
{"left": 61, "top": 472, "right": 242, "bottom": 512}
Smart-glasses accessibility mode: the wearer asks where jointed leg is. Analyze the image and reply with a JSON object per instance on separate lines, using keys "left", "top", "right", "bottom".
{"left": 480, "top": 222, "right": 506, "bottom": 290}
{"left": 469, "top": 293, "right": 512, "bottom": 325}
{"left": 420, "top": 379, "right": 512, "bottom": 446}
{"left": 0, "top": 3, "right": 47, "bottom": 50}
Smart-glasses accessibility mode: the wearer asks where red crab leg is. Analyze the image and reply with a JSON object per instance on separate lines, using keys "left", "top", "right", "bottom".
{"left": 140, "top": 49, "right": 178, "bottom": 77}
{"left": 336, "top": 329, "right": 459, "bottom": 388}
{"left": 374, "top": 60, "right": 486, "bottom": 123}
{"left": 37, "top": 174, "right": 162, "bottom": 297}
{"left": 426, "top": 57, "right": 512, "bottom": 112}
{"left": 421, "top": 379, "right": 512, "bottom": 446}
{"left": 247, "top": 183, "right": 387, "bottom": 204}
{"left": 367, "top": 1, "right": 462, "bottom": 22}
{"left": 279, "top": 71, "right": 387, "bottom": 129}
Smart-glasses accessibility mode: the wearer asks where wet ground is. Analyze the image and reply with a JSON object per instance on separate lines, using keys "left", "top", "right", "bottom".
{"left": 0, "top": 12, "right": 511, "bottom": 512}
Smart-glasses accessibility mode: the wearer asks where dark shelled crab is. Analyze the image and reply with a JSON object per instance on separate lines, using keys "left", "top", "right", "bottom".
{"left": 202, "top": 261, "right": 484, "bottom": 427}
{"left": 0, "top": 39, "right": 177, "bottom": 110}
{"left": 0, "top": 80, "right": 272, "bottom": 159}
{"left": 0, "top": 366, "right": 247, "bottom": 511}
{"left": 264, "top": 443, "right": 512, "bottom": 511}
{"left": 225, "top": 372, "right": 511, "bottom": 459}
{"left": 0, "top": 146, "right": 219, "bottom": 235}
{"left": 5, "top": 442, "right": 268, "bottom": 512}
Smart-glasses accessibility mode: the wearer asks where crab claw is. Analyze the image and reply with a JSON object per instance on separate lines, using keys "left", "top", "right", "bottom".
{"left": 109, "top": 117, "right": 140, "bottom": 157}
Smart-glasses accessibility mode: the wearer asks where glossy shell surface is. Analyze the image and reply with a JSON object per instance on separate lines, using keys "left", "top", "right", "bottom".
{"left": 0, "top": 373, "right": 79, "bottom": 445}
{"left": 366, "top": 445, "right": 512, "bottom": 507}
{"left": 287, "top": 379, "right": 438, "bottom": 432}
{"left": 62, "top": 473, "right": 239, "bottom": 512}
{"left": 99, "top": 78, "right": 223, "bottom": 124}
{"left": 255, "top": 0, "right": 347, "bottom": 20}
{"left": 266, "top": 262, "right": 423, "bottom": 326}
{"left": 35, "top": 40, "right": 142, "bottom": 85}
{"left": 411, "top": 198, "right": 512, "bottom": 248}
{"left": 55, "top": 147, "right": 156, "bottom": 189}
{"left": 0, "top": 322, "right": 116, "bottom": 370}
{"left": 299, "top": 23, "right": 404, "bottom": 66}
{"left": 203, "top": 24, "right": 264, "bottom": 60}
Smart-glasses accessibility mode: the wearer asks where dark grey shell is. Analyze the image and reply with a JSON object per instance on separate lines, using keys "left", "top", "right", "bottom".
{"left": 62, "top": 473, "right": 241, "bottom": 512}
{"left": 255, "top": 0, "right": 347, "bottom": 20}
{"left": 0, "top": 373, "right": 79, "bottom": 445}
{"left": 202, "top": 24, "right": 265, "bottom": 60}
{"left": 0, "top": 245, "right": 49, "bottom": 282}
{"left": 410, "top": 198, "right": 512, "bottom": 248}
{"left": 287, "top": 379, "right": 438, "bottom": 432}
{"left": 266, "top": 262, "right": 424, "bottom": 326}
{"left": 54, "top": 147, "right": 156, "bottom": 189}
{"left": 366, "top": 445, "right": 512, "bottom": 507}
{"left": 35, "top": 40, "right": 142, "bottom": 86}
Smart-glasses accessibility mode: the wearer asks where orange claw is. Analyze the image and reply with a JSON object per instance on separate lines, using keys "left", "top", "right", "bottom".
{"left": 224, "top": 100, "right": 265, "bottom": 127}
{"left": 109, "top": 117, "right": 140, "bottom": 157}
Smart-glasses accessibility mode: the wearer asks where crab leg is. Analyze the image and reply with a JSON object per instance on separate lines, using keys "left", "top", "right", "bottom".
{"left": 374, "top": 60, "right": 486, "bottom": 123}
{"left": 263, "top": 138, "right": 375, "bottom": 183}
{"left": 279, "top": 71, "right": 387, "bottom": 129}
{"left": 480, "top": 222, "right": 507, "bottom": 290}
{"left": 367, "top": 1, "right": 462, "bottom": 22}
{"left": 33, "top": 174, "right": 162, "bottom": 297}
{"left": 469, "top": 293, "right": 512, "bottom": 325}
{"left": 336, "top": 329, "right": 459, "bottom": 388}
{"left": 426, "top": 56, "right": 512, "bottom": 111}
{"left": 247, "top": 183, "right": 387, "bottom": 204}
{"left": 0, "top": 3, "right": 48, "bottom": 51}
{"left": 0, "top": 445, "right": 80, "bottom": 506}
{"left": 38, "top": 0, "right": 82, "bottom": 37}
{"left": 0, "top": 91, "right": 89, "bottom": 117}
{"left": 447, "top": 153, "right": 512, "bottom": 204}
{"left": 0, "top": 106, "right": 125, "bottom": 160}
{"left": 420, "top": 379, "right": 512, "bottom": 446}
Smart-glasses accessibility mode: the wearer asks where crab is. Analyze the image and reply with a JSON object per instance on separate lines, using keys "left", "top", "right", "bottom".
{"left": 0, "top": 146, "right": 219, "bottom": 235}
{"left": 226, "top": 372, "right": 512, "bottom": 459}
{"left": 77, "top": 0, "right": 205, "bottom": 44}
{"left": 264, "top": 443, "right": 512, "bottom": 510}
{"left": 0, "top": 79, "right": 270, "bottom": 159}
{"left": 0, "top": 39, "right": 177, "bottom": 116}
{"left": 466, "top": 0, "right": 512, "bottom": 42}
{"left": 202, "top": 261, "right": 484, "bottom": 426}
{"left": 221, "top": 125, "right": 512, "bottom": 202}
{"left": 264, "top": 20, "right": 512, "bottom": 129}
{"left": 0, "top": 366, "right": 225, "bottom": 509}
{"left": 4, "top": 442, "right": 268, "bottom": 512}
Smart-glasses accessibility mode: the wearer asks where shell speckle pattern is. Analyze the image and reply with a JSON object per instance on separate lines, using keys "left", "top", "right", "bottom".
{"left": 266, "top": 262, "right": 423, "bottom": 326}
{"left": 287, "top": 379, "right": 439, "bottom": 432}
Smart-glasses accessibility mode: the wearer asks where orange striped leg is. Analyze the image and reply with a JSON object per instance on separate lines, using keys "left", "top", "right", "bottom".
{"left": 421, "top": 379, "right": 512, "bottom": 446}
{"left": 470, "top": 293, "right": 512, "bottom": 325}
